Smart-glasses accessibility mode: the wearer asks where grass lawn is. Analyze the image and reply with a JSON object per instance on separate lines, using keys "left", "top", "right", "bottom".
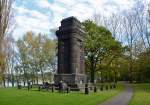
{"left": 0, "top": 84, "right": 123, "bottom": 105}
{"left": 130, "top": 83, "right": 150, "bottom": 105}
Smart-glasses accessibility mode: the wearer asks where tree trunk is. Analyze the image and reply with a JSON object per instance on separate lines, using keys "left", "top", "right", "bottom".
{"left": 36, "top": 72, "right": 39, "bottom": 85}
{"left": 114, "top": 71, "right": 117, "bottom": 83}
{"left": 36, "top": 77, "right": 39, "bottom": 84}
{"left": 41, "top": 69, "right": 44, "bottom": 84}
{"left": 11, "top": 75, "right": 14, "bottom": 87}
{"left": 90, "top": 59, "right": 95, "bottom": 83}
{"left": 2, "top": 75, "right": 6, "bottom": 87}
{"left": 90, "top": 67, "right": 95, "bottom": 83}
{"left": 100, "top": 71, "right": 104, "bottom": 83}
{"left": 129, "top": 58, "right": 133, "bottom": 83}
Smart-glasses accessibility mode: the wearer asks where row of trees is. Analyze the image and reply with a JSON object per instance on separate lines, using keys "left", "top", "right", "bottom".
{"left": 2, "top": 32, "right": 56, "bottom": 87}
{"left": 1, "top": 0, "right": 150, "bottom": 87}
{"left": 83, "top": 0, "right": 150, "bottom": 83}
{"left": 0, "top": 1, "right": 57, "bottom": 87}
{"left": 16, "top": 32, "right": 56, "bottom": 86}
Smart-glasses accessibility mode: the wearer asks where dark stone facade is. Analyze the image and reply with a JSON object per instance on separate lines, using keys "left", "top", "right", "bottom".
{"left": 54, "top": 16, "right": 86, "bottom": 84}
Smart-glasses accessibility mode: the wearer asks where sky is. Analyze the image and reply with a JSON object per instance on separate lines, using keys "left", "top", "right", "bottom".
{"left": 12, "top": 0, "right": 149, "bottom": 40}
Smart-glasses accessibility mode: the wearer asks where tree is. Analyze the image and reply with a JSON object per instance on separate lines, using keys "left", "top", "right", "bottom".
{"left": 147, "top": 2, "right": 150, "bottom": 47}
{"left": 82, "top": 20, "right": 122, "bottom": 83}
{"left": 4, "top": 36, "right": 15, "bottom": 87}
{"left": 135, "top": 48, "right": 150, "bottom": 82}
{"left": 0, "top": 0, "right": 14, "bottom": 82}
{"left": 16, "top": 32, "right": 56, "bottom": 85}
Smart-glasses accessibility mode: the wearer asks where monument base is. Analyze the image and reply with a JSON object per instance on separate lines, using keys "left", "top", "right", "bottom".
{"left": 54, "top": 74, "right": 86, "bottom": 85}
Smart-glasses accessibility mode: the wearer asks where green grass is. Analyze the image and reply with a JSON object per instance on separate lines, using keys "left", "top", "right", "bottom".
{"left": 130, "top": 83, "right": 150, "bottom": 105}
{"left": 0, "top": 85, "right": 123, "bottom": 105}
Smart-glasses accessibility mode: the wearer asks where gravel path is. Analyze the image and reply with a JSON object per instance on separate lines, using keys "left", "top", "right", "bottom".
{"left": 101, "top": 83, "right": 133, "bottom": 105}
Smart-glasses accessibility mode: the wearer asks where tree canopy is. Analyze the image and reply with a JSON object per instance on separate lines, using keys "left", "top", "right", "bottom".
{"left": 82, "top": 20, "right": 123, "bottom": 83}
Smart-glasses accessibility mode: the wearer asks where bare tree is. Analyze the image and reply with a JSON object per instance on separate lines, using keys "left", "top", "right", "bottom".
{"left": 107, "top": 13, "right": 121, "bottom": 39}
{"left": 93, "top": 13, "right": 123, "bottom": 42}
{"left": 122, "top": 9, "right": 140, "bottom": 82}
{"left": 147, "top": 3, "right": 150, "bottom": 47}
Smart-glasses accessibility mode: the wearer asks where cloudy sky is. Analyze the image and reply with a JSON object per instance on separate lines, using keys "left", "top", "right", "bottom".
{"left": 13, "top": 0, "right": 149, "bottom": 40}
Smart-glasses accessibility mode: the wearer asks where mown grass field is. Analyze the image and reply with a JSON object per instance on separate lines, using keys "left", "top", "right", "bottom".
{"left": 130, "top": 83, "right": 150, "bottom": 105}
{"left": 0, "top": 85, "right": 123, "bottom": 105}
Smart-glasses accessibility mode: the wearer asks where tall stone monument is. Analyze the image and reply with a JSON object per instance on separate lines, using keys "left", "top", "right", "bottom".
{"left": 54, "top": 16, "right": 86, "bottom": 85}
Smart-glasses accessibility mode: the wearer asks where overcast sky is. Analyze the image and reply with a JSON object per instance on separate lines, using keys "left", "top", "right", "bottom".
{"left": 13, "top": 0, "right": 150, "bottom": 40}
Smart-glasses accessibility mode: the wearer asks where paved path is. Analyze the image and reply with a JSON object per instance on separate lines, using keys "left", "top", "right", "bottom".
{"left": 101, "top": 83, "right": 133, "bottom": 105}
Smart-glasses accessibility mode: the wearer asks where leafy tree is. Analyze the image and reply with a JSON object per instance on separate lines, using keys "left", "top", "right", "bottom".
{"left": 16, "top": 32, "right": 56, "bottom": 85}
{"left": 82, "top": 20, "right": 122, "bottom": 83}
{"left": 136, "top": 48, "right": 150, "bottom": 82}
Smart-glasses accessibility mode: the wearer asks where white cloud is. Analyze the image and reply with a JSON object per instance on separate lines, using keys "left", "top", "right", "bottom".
{"left": 34, "top": 0, "right": 51, "bottom": 8}
{"left": 13, "top": 6, "right": 51, "bottom": 40}
{"left": 55, "top": 0, "right": 77, "bottom": 7}
{"left": 15, "top": 6, "right": 48, "bottom": 20}
{"left": 50, "top": 3, "right": 67, "bottom": 14}
{"left": 48, "top": 0, "right": 135, "bottom": 22}
{"left": 15, "top": 6, "right": 29, "bottom": 14}
{"left": 13, "top": 0, "right": 137, "bottom": 40}
{"left": 66, "top": 3, "right": 94, "bottom": 20}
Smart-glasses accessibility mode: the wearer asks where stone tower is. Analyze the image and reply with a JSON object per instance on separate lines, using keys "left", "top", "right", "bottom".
{"left": 54, "top": 16, "right": 86, "bottom": 84}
